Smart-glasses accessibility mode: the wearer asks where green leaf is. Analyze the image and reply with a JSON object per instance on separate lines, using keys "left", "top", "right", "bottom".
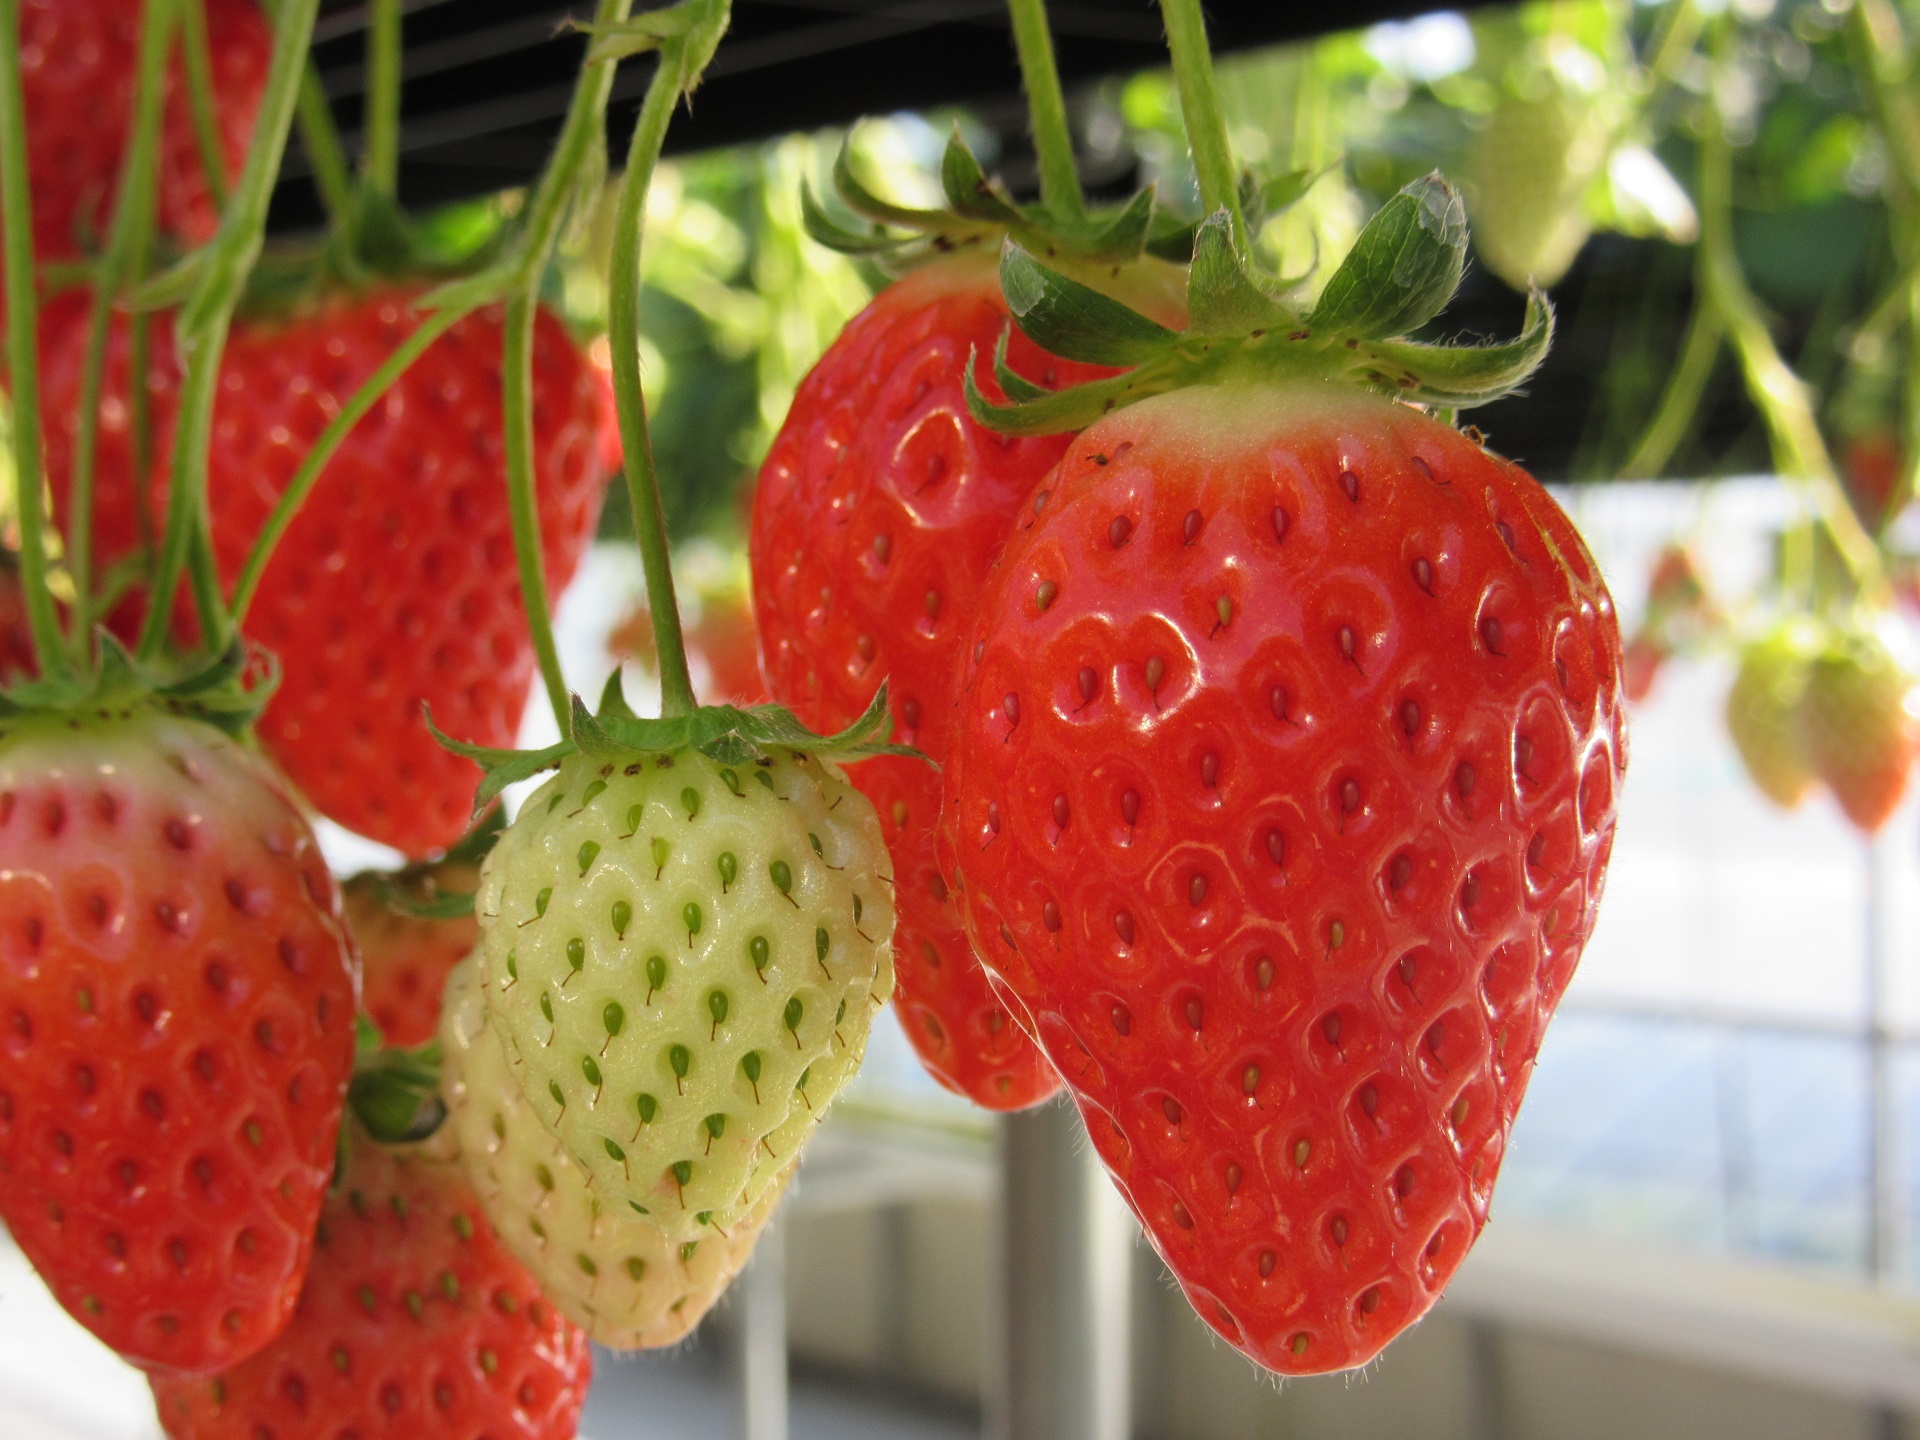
{"left": 124, "top": 249, "right": 208, "bottom": 312}
{"left": 369, "top": 877, "right": 476, "bottom": 921}
{"left": 575, "top": 4, "right": 696, "bottom": 63}
{"left": 1309, "top": 172, "right": 1466, "bottom": 340}
{"left": 425, "top": 709, "right": 574, "bottom": 811}
{"left": 347, "top": 1047, "right": 446, "bottom": 1144}
{"left": 1245, "top": 166, "right": 1317, "bottom": 228}
{"left": 965, "top": 346, "right": 1186, "bottom": 436}
{"left": 833, "top": 138, "right": 953, "bottom": 233}
{"left": 598, "top": 668, "right": 638, "bottom": 723}
{"left": 1000, "top": 243, "right": 1180, "bottom": 368}
{"left": 800, "top": 182, "right": 904, "bottom": 256}
{"left": 1187, "top": 213, "right": 1291, "bottom": 335}
{"left": 1081, "top": 187, "right": 1156, "bottom": 260}
{"left": 991, "top": 325, "right": 1050, "bottom": 403}
{"left": 1348, "top": 288, "right": 1554, "bottom": 406}
{"left": 940, "top": 131, "right": 1027, "bottom": 227}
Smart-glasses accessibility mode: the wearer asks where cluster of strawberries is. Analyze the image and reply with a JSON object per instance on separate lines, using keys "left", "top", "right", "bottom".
{"left": 749, "top": 139, "right": 1628, "bottom": 1365}
{"left": 0, "top": 3, "right": 1632, "bottom": 1436}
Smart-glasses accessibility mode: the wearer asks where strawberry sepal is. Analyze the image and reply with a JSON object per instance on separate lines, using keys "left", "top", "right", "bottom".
{"left": 434, "top": 675, "right": 925, "bottom": 817}
{"left": 968, "top": 177, "right": 1557, "bottom": 437}
{"left": 0, "top": 629, "right": 276, "bottom": 735}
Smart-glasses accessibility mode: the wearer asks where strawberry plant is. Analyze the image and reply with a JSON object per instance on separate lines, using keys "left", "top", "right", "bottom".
{"left": 933, "top": 0, "right": 1625, "bottom": 1375}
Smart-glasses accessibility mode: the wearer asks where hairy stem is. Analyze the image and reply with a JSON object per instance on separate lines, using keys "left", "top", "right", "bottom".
{"left": 68, "top": 0, "right": 173, "bottom": 658}
{"left": 608, "top": 23, "right": 724, "bottom": 719}
{"left": 1157, "top": 0, "right": 1247, "bottom": 253}
{"left": 1006, "top": 0, "right": 1082, "bottom": 222}
{"left": 140, "top": 0, "right": 321, "bottom": 661}
{"left": 0, "top": 0, "right": 67, "bottom": 678}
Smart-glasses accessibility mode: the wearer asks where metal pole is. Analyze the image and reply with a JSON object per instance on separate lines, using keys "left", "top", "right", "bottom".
{"left": 1866, "top": 832, "right": 1901, "bottom": 1286}
{"left": 736, "top": 1207, "right": 789, "bottom": 1440}
{"left": 991, "top": 1095, "right": 1133, "bottom": 1440}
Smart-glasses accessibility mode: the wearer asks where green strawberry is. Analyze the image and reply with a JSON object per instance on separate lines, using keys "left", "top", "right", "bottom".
{"left": 440, "top": 954, "right": 787, "bottom": 1348}
{"left": 1725, "top": 622, "right": 1819, "bottom": 809}
{"left": 1797, "top": 621, "right": 1920, "bottom": 833}
{"left": 1467, "top": 42, "right": 1618, "bottom": 291}
{"left": 476, "top": 745, "right": 893, "bottom": 1242}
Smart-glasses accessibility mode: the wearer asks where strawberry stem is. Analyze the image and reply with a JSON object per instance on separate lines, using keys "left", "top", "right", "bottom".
{"left": 494, "top": 0, "right": 639, "bottom": 730}
{"left": 0, "top": 0, "right": 69, "bottom": 680}
{"left": 606, "top": 8, "right": 732, "bottom": 721}
{"left": 1156, "top": 0, "right": 1248, "bottom": 256}
{"left": 361, "top": 0, "right": 402, "bottom": 200}
{"left": 179, "top": 0, "right": 231, "bottom": 213}
{"left": 139, "top": 0, "right": 322, "bottom": 662}
{"left": 251, "top": 0, "right": 354, "bottom": 252}
{"left": 229, "top": 302, "right": 471, "bottom": 626}
{"left": 67, "top": 0, "right": 173, "bottom": 663}
{"left": 502, "top": 291, "right": 571, "bottom": 731}
{"left": 1006, "top": 0, "right": 1083, "bottom": 223}
{"left": 1697, "top": 17, "right": 1881, "bottom": 596}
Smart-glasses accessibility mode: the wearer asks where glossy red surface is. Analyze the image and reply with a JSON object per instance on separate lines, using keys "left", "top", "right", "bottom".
{"left": 0, "top": 713, "right": 356, "bottom": 1374}
{"left": 943, "top": 383, "right": 1625, "bottom": 1373}
{"left": 20, "top": 0, "right": 268, "bottom": 257}
{"left": 39, "top": 290, "right": 617, "bottom": 858}
{"left": 751, "top": 252, "right": 1098, "bottom": 1110}
{"left": 151, "top": 1135, "right": 591, "bottom": 1440}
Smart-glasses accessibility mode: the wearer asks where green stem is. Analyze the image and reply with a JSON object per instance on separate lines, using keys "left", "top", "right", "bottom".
{"left": 1157, "top": 0, "right": 1247, "bottom": 253}
{"left": 1698, "top": 30, "right": 1881, "bottom": 593}
{"left": 68, "top": 0, "right": 173, "bottom": 658}
{"left": 1852, "top": 0, "right": 1920, "bottom": 207}
{"left": 0, "top": 0, "right": 67, "bottom": 679}
{"left": 1005, "top": 0, "right": 1082, "bottom": 223}
{"left": 608, "top": 29, "right": 710, "bottom": 719}
{"left": 230, "top": 304, "right": 469, "bottom": 624}
{"left": 180, "top": 0, "right": 230, "bottom": 212}
{"left": 362, "top": 0, "right": 402, "bottom": 198}
{"left": 481, "top": 0, "right": 638, "bottom": 730}
{"left": 297, "top": 66, "right": 355, "bottom": 230}
{"left": 1620, "top": 294, "right": 1721, "bottom": 479}
{"left": 501, "top": 290, "right": 568, "bottom": 730}
{"left": 503, "top": 0, "right": 634, "bottom": 293}
{"left": 139, "top": 0, "right": 321, "bottom": 662}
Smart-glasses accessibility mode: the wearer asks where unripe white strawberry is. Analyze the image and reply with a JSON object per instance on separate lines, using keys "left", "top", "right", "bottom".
{"left": 477, "top": 745, "right": 893, "bottom": 1241}
{"left": 440, "top": 955, "right": 787, "bottom": 1348}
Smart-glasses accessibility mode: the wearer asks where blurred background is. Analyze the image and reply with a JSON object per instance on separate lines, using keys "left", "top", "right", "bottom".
{"left": 12, "top": 1, "right": 1920, "bottom": 1438}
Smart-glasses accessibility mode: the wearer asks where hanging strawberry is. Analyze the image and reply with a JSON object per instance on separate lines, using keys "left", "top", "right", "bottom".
{"left": 943, "top": 168, "right": 1623, "bottom": 1374}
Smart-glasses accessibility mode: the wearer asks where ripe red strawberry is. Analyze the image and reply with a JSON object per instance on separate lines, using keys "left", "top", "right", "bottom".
{"left": 0, "top": 708, "right": 357, "bottom": 1374}
{"left": 150, "top": 1129, "right": 592, "bottom": 1440}
{"left": 39, "top": 288, "right": 617, "bottom": 857}
{"left": 343, "top": 859, "right": 481, "bottom": 1049}
{"left": 20, "top": 0, "right": 269, "bottom": 258}
{"left": 1796, "top": 621, "right": 1918, "bottom": 832}
{"left": 750, "top": 251, "right": 1172, "bottom": 1110}
{"left": 944, "top": 382, "right": 1624, "bottom": 1373}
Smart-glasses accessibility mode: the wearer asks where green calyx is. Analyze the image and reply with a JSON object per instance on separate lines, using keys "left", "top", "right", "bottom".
{"left": 0, "top": 631, "right": 274, "bottom": 737}
{"left": 430, "top": 670, "right": 923, "bottom": 815}
{"left": 803, "top": 125, "right": 1313, "bottom": 274}
{"left": 965, "top": 173, "right": 1554, "bottom": 436}
{"left": 347, "top": 1019, "right": 448, "bottom": 1144}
